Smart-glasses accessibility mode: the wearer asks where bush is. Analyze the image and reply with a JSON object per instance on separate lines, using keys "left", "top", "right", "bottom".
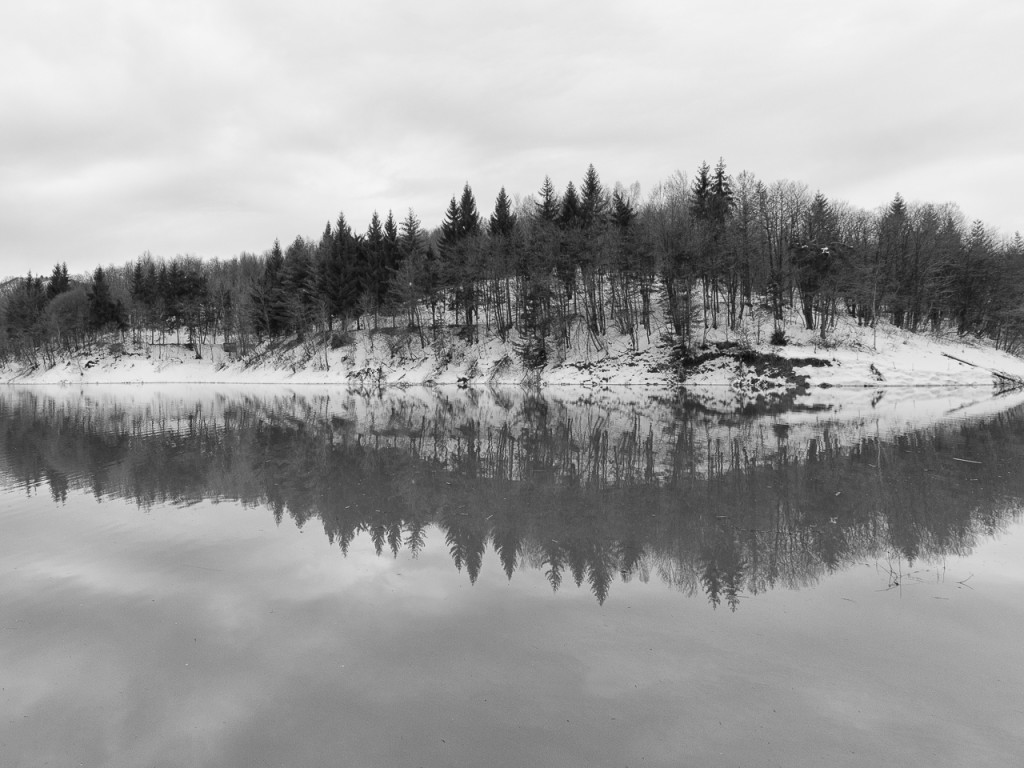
{"left": 515, "top": 336, "right": 548, "bottom": 370}
{"left": 330, "top": 331, "right": 353, "bottom": 349}
{"left": 770, "top": 328, "right": 788, "bottom": 346}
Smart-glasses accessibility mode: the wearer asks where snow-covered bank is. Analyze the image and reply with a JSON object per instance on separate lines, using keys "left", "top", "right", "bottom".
{"left": 4, "top": 312, "right": 1024, "bottom": 411}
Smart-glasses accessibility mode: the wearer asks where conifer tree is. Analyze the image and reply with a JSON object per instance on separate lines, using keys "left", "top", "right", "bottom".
{"left": 611, "top": 189, "right": 636, "bottom": 230}
{"left": 384, "top": 210, "right": 400, "bottom": 266}
{"left": 3, "top": 273, "right": 47, "bottom": 352}
{"left": 46, "top": 263, "right": 71, "bottom": 300}
{"left": 377, "top": 210, "right": 402, "bottom": 309}
{"left": 86, "top": 267, "right": 124, "bottom": 334}
{"left": 805, "top": 192, "right": 838, "bottom": 243}
{"left": 489, "top": 187, "right": 517, "bottom": 237}
{"left": 399, "top": 208, "right": 424, "bottom": 255}
{"left": 251, "top": 239, "right": 288, "bottom": 338}
{"left": 709, "top": 158, "right": 734, "bottom": 227}
{"left": 281, "top": 236, "right": 316, "bottom": 338}
{"left": 439, "top": 196, "right": 463, "bottom": 250}
{"left": 536, "top": 176, "right": 560, "bottom": 224}
{"left": 580, "top": 164, "right": 607, "bottom": 228}
{"left": 559, "top": 181, "right": 581, "bottom": 229}
{"left": 458, "top": 183, "right": 481, "bottom": 236}
{"left": 690, "top": 162, "right": 712, "bottom": 222}
{"left": 390, "top": 208, "right": 431, "bottom": 334}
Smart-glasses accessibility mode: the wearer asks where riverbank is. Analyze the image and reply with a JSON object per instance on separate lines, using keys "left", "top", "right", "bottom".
{"left": 3, "top": 311, "right": 1024, "bottom": 409}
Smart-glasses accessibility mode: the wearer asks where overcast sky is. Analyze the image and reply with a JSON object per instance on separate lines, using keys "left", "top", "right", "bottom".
{"left": 2, "top": 0, "right": 1022, "bottom": 280}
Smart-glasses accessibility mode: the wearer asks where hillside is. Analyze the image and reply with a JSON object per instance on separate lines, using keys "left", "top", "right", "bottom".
{"left": 4, "top": 305, "right": 1024, "bottom": 416}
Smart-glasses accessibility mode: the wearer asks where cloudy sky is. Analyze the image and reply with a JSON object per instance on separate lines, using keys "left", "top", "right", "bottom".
{"left": 1, "top": 0, "right": 1022, "bottom": 280}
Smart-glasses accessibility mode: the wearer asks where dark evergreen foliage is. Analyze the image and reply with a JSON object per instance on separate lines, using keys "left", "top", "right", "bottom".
{"left": 458, "top": 183, "right": 481, "bottom": 236}
{"left": 87, "top": 267, "right": 124, "bottom": 333}
{"left": 579, "top": 164, "right": 607, "bottom": 228}
{"left": 690, "top": 162, "right": 712, "bottom": 222}
{"left": 46, "top": 263, "right": 71, "bottom": 300}
{"left": 559, "top": 181, "right": 581, "bottom": 229}
{"left": 4, "top": 158, "right": 1024, "bottom": 364}
{"left": 489, "top": 187, "right": 516, "bottom": 237}
{"left": 536, "top": 176, "right": 560, "bottom": 223}
{"left": 611, "top": 189, "right": 635, "bottom": 230}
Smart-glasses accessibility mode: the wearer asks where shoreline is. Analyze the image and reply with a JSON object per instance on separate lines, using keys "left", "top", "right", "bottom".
{"left": 3, "top": 314, "right": 1024, "bottom": 411}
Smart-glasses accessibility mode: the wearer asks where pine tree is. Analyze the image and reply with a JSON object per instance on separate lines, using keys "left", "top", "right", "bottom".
{"left": 439, "top": 196, "right": 462, "bottom": 252}
{"left": 611, "top": 189, "right": 635, "bottom": 230}
{"left": 384, "top": 210, "right": 399, "bottom": 257}
{"left": 382, "top": 210, "right": 402, "bottom": 294}
{"left": 325, "top": 213, "right": 366, "bottom": 325}
{"left": 690, "top": 161, "right": 712, "bottom": 222}
{"left": 282, "top": 237, "right": 315, "bottom": 338}
{"left": 536, "top": 176, "right": 559, "bottom": 224}
{"left": 4, "top": 272, "right": 47, "bottom": 349}
{"left": 366, "top": 211, "right": 384, "bottom": 251}
{"left": 399, "top": 208, "right": 423, "bottom": 255}
{"left": 87, "top": 267, "right": 123, "bottom": 333}
{"left": 46, "top": 262, "right": 70, "bottom": 300}
{"left": 559, "top": 181, "right": 581, "bottom": 229}
{"left": 580, "top": 164, "right": 607, "bottom": 228}
{"left": 888, "top": 193, "right": 907, "bottom": 219}
{"left": 806, "top": 192, "right": 838, "bottom": 243}
{"left": 361, "top": 211, "right": 388, "bottom": 313}
{"left": 489, "top": 186, "right": 517, "bottom": 237}
{"left": 458, "top": 183, "right": 481, "bottom": 236}
{"left": 709, "top": 158, "right": 734, "bottom": 227}
{"left": 251, "top": 239, "right": 287, "bottom": 338}
{"left": 317, "top": 221, "right": 333, "bottom": 262}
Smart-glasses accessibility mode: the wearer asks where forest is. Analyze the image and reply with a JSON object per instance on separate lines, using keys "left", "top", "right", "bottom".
{"left": 3, "top": 161, "right": 1024, "bottom": 366}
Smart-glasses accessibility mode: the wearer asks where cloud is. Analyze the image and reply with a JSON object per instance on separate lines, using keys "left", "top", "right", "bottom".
{"left": 1, "top": 0, "right": 1022, "bottom": 278}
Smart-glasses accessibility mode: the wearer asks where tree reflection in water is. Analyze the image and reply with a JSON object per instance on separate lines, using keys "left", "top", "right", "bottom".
{"left": 1, "top": 387, "right": 1021, "bottom": 608}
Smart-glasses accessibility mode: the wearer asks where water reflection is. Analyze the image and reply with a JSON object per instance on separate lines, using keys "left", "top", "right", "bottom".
{"left": 1, "top": 386, "right": 1022, "bottom": 608}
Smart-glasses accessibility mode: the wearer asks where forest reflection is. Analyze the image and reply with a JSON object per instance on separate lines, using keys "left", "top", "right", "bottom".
{"left": 2, "top": 387, "right": 1022, "bottom": 608}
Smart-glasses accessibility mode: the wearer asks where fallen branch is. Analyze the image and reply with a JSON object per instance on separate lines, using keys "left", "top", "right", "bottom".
{"left": 942, "top": 353, "right": 1024, "bottom": 386}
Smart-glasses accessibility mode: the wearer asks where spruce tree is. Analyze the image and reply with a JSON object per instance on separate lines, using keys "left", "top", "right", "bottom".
{"left": 399, "top": 208, "right": 423, "bottom": 255}
{"left": 366, "top": 211, "right": 384, "bottom": 250}
{"left": 439, "top": 196, "right": 463, "bottom": 251}
{"left": 580, "top": 164, "right": 607, "bottom": 228}
{"left": 888, "top": 193, "right": 907, "bottom": 219}
{"left": 251, "top": 239, "right": 287, "bottom": 338}
{"left": 86, "top": 267, "right": 123, "bottom": 333}
{"left": 384, "top": 210, "right": 399, "bottom": 251}
{"left": 46, "top": 262, "right": 70, "bottom": 300}
{"left": 806, "top": 192, "right": 837, "bottom": 243}
{"left": 328, "top": 213, "right": 364, "bottom": 323}
{"left": 559, "top": 181, "right": 581, "bottom": 229}
{"left": 458, "top": 183, "right": 481, "bottom": 236}
{"left": 383, "top": 210, "right": 402, "bottom": 285}
{"left": 536, "top": 176, "right": 559, "bottom": 224}
{"left": 709, "top": 158, "right": 734, "bottom": 227}
{"left": 282, "top": 237, "right": 315, "bottom": 337}
{"left": 611, "top": 189, "right": 636, "bottom": 230}
{"left": 690, "top": 162, "right": 712, "bottom": 222}
{"left": 489, "top": 186, "right": 517, "bottom": 237}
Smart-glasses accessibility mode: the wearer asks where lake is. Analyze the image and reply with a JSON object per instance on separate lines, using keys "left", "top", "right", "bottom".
{"left": 1, "top": 384, "right": 1023, "bottom": 767}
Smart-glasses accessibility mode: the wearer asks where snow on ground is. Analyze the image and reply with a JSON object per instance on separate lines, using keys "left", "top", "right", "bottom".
{"left": 4, "top": 306, "right": 1024, "bottom": 423}
{"left": 7, "top": 305, "right": 1024, "bottom": 481}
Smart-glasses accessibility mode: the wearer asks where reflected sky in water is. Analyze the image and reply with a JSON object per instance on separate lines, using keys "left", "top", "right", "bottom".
{"left": 2, "top": 386, "right": 1023, "bottom": 767}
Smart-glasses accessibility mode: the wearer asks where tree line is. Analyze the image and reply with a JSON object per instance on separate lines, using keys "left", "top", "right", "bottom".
{"left": 3, "top": 161, "right": 1024, "bottom": 365}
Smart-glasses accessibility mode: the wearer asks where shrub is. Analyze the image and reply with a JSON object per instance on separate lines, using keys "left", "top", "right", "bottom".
{"left": 770, "top": 328, "right": 788, "bottom": 346}
{"left": 330, "top": 331, "right": 353, "bottom": 349}
{"left": 515, "top": 337, "right": 548, "bottom": 370}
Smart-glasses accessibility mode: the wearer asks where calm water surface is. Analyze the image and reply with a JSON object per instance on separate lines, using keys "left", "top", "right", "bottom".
{"left": 1, "top": 385, "right": 1023, "bottom": 767}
